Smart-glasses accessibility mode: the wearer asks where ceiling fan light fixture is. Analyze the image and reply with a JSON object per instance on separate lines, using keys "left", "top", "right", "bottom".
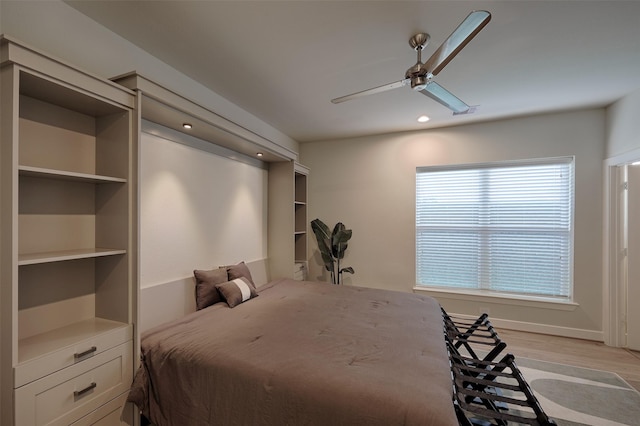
{"left": 410, "top": 75, "right": 428, "bottom": 91}
{"left": 417, "top": 115, "right": 430, "bottom": 123}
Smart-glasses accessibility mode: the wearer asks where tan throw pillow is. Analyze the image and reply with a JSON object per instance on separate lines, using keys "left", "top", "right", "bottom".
{"left": 194, "top": 267, "right": 228, "bottom": 310}
{"left": 215, "top": 277, "right": 259, "bottom": 308}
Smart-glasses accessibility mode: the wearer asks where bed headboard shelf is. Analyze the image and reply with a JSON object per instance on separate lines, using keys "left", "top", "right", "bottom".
{"left": 139, "top": 259, "right": 270, "bottom": 332}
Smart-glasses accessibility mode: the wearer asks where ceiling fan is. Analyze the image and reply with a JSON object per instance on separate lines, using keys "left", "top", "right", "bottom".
{"left": 331, "top": 10, "right": 491, "bottom": 115}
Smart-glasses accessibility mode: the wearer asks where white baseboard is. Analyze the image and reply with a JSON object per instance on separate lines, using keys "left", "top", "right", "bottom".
{"left": 452, "top": 313, "right": 604, "bottom": 342}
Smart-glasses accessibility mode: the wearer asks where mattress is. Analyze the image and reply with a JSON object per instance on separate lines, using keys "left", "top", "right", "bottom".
{"left": 128, "top": 278, "right": 457, "bottom": 426}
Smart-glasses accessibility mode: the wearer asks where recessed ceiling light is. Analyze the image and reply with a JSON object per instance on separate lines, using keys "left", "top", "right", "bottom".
{"left": 256, "top": 152, "right": 264, "bottom": 157}
{"left": 417, "top": 115, "right": 430, "bottom": 123}
{"left": 182, "top": 123, "right": 193, "bottom": 129}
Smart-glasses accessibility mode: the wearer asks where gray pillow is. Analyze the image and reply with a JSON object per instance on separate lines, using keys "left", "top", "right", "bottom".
{"left": 225, "top": 261, "right": 256, "bottom": 289}
{"left": 194, "top": 267, "right": 228, "bottom": 310}
{"left": 215, "top": 277, "right": 259, "bottom": 308}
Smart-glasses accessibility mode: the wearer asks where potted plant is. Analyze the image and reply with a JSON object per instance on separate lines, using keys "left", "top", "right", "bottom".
{"left": 310, "top": 218, "right": 355, "bottom": 285}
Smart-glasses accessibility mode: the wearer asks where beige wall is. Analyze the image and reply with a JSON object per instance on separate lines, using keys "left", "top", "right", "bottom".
{"left": 606, "top": 88, "right": 640, "bottom": 158}
{"left": 139, "top": 131, "right": 268, "bottom": 289}
{"left": 301, "top": 109, "right": 605, "bottom": 337}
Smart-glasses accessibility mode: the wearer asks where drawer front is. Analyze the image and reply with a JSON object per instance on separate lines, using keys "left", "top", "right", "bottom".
{"left": 70, "top": 393, "right": 132, "bottom": 426}
{"left": 15, "top": 341, "right": 132, "bottom": 426}
{"left": 15, "top": 324, "right": 132, "bottom": 388}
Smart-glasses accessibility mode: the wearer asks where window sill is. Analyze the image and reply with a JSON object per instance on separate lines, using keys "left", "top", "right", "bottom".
{"left": 412, "top": 286, "right": 579, "bottom": 311}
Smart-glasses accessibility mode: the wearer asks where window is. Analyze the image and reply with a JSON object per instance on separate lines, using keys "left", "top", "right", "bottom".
{"left": 416, "top": 157, "right": 574, "bottom": 299}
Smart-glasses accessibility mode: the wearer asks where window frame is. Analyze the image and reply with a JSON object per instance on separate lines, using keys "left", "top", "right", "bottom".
{"left": 415, "top": 156, "right": 575, "bottom": 301}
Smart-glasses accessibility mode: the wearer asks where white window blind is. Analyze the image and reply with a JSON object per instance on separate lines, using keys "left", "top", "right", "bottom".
{"left": 416, "top": 157, "right": 574, "bottom": 298}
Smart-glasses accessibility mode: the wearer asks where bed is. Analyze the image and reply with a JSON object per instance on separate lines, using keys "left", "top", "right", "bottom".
{"left": 127, "top": 278, "right": 457, "bottom": 426}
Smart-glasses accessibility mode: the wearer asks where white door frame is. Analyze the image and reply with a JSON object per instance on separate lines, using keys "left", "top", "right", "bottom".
{"left": 603, "top": 147, "right": 640, "bottom": 347}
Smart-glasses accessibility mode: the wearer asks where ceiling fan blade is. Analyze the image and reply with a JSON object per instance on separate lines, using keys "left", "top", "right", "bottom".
{"left": 331, "top": 79, "right": 409, "bottom": 104}
{"left": 423, "top": 10, "right": 491, "bottom": 76}
{"left": 420, "top": 81, "right": 470, "bottom": 114}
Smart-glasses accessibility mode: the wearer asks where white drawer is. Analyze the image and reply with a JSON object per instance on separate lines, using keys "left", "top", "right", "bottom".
{"left": 15, "top": 341, "right": 133, "bottom": 426}
{"left": 16, "top": 321, "right": 132, "bottom": 388}
{"left": 70, "top": 393, "right": 133, "bottom": 426}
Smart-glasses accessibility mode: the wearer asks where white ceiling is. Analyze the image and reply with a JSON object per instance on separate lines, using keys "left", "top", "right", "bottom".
{"left": 66, "top": 1, "right": 640, "bottom": 143}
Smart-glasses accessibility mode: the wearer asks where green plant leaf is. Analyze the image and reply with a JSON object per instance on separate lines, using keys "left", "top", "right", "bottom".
{"left": 311, "top": 218, "right": 334, "bottom": 272}
{"left": 332, "top": 223, "right": 352, "bottom": 259}
{"left": 340, "top": 267, "right": 355, "bottom": 275}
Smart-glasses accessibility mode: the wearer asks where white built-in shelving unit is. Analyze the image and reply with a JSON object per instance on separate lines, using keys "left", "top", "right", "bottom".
{"left": 0, "top": 36, "right": 136, "bottom": 426}
{"left": 269, "top": 161, "right": 309, "bottom": 280}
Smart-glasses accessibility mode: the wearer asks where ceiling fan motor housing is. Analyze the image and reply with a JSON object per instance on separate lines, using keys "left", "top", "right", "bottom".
{"left": 405, "top": 62, "right": 429, "bottom": 91}
{"left": 410, "top": 75, "right": 428, "bottom": 91}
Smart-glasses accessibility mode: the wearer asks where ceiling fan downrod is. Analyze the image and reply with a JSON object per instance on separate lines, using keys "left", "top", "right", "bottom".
{"left": 406, "top": 33, "right": 431, "bottom": 91}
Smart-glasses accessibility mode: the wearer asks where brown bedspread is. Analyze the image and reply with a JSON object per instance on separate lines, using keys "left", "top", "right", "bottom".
{"left": 128, "top": 279, "right": 457, "bottom": 426}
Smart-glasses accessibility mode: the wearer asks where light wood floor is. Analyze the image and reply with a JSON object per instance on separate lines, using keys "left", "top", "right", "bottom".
{"left": 495, "top": 328, "right": 640, "bottom": 392}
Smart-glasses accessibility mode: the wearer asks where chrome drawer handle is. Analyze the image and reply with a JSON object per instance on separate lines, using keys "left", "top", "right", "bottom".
{"left": 74, "top": 346, "right": 97, "bottom": 360}
{"left": 74, "top": 382, "right": 97, "bottom": 398}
